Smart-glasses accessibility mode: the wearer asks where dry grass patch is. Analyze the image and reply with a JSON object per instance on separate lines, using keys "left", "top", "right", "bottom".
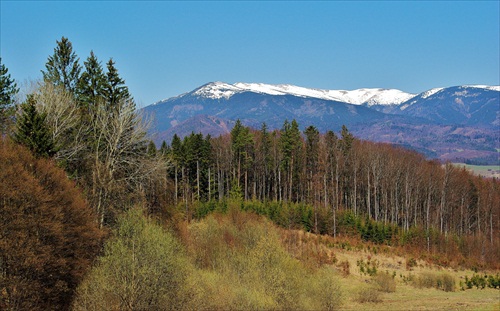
{"left": 355, "top": 285, "right": 382, "bottom": 303}
{"left": 374, "top": 272, "right": 397, "bottom": 293}
{"left": 412, "top": 272, "right": 456, "bottom": 292}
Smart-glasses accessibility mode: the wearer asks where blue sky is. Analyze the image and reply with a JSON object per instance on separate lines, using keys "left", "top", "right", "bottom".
{"left": 1, "top": 1, "right": 499, "bottom": 107}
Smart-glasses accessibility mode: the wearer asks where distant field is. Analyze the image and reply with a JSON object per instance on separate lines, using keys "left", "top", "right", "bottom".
{"left": 453, "top": 163, "right": 500, "bottom": 178}
{"left": 293, "top": 229, "right": 500, "bottom": 311}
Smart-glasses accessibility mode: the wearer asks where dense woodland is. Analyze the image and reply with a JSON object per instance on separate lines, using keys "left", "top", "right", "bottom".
{"left": 162, "top": 120, "right": 499, "bottom": 265}
{"left": 0, "top": 37, "right": 499, "bottom": 310}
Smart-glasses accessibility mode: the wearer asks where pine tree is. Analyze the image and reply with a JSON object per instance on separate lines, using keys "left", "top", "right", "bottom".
{"left": 171, "top": 134, "right": 183, "bottom": 165}
{"left": 0, "top": 58, "right": 19, "bottom": 134}
{"left": 340, "top": 125, "right": 354, "bottom": 155}
{"left": 305, "top": 125, "right": 320, "bottom": 174}
{"left": 105, "top": 58, "right": 132, "bottom": 110}
{"left": 305, "top": 125, "right": 320, "bottom": 207}
{"left": 257, "top": 123, "right": 272, "bottom": 200}
{"left": 77, "top": 51, "right": 107, "bottom": 116}
{"left": 147, "top": 140, "right": 157, "bottom": 157}
{"left": 13, "top": 95, "right": 56, "bottom": 158}
{"left": 159, "top": 140, "right": 170, "bottom": 157}
{"left": 42, "top": 37, "right": 81, "bottom": 94}
{"left": 280, "top": 119, "right": 302, "bottom": 201}
{"left": 230, "top": 119, "right": 253, "bottom": 197}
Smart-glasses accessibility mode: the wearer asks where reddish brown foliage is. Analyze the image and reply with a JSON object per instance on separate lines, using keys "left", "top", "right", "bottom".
{"left": 0, "top": 138, "right": 104, "bottom": 310}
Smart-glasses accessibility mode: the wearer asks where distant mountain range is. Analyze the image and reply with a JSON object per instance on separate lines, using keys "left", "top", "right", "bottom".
{"left": 143, "top": 82, "right": 500, "bottom": 165}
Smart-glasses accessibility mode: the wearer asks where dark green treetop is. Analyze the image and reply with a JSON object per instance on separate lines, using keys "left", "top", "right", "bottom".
{"left": 77, "top": 51, "right": 107, "bottom": 112}
{"left": 0, "top": 58, "right": 19, "bottom": 134}
{"left": 13, "top": 95, "right": 56, "bottom": 158}
{"left": 340, "top": 125, "right": 354, "bottom": 155}
{"left": 105, "top": 58, "right": 132, "bottom": 110}
{"left": 42, "top": 37, "right": 81, "bottom": 94}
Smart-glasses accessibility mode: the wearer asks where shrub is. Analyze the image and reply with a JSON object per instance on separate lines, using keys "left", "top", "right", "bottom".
{"left": 0, "top": 139, "right": 103, "bottom": 310}
{"left": 440, "top": 273, "right": 456, "bottom": 292}
{"left": 339, "top": 260, "right": 351, "bottom": 277}
{"left": 306, "top": 266, "right": 344, "bottom": 310}
{"left": 414, "top": 272, "right": 438, "bottom": 289}
{"left": 186, "top": 211, "right": 344, "bottom": 310}
{"left": 72, "top": 208, "right": 192, "bottom": 310}
{"left": 406, "top": 257, "right": 418, "bottom": 270}
{"left": 356, "top": 285, "right": 382, "bottom": 303}
{"left": 374, "top": 272, "right": 396, "bottom": 293}
{"left": 412, "top": 272, "right": 456, "bottom": 292}
{"left": 464, "top": 273, "right": 500, "bottom": 289}
{"left": 357, "top": 258, "right": 379, "bottom": 276}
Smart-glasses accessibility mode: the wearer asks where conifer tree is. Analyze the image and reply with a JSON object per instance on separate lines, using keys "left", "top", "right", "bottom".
{"left": 171, "top": 134, "right": 183, "bottom": 165}
{"left": 340, "top": 125, "right": 354, "bottom": 155}
{"left": 77, "top": 51, "right": 107, "bottom": 115}
{"left": 305, "top": 126, "right": 319, "bottom": 185}
{"left": 159, "top": 140, "right": 170, "bottom": 157}
{"left": 257, "top": 123, "right": 272, "bottom": 200}
{"left": 105, "top": 58, "right": 132, "bottom": 110}
{"left": 13, "top": 95, "right": 56, "bottom": 158}
{"left": 42, "top": 37, "right": 81, "bottom": 94}
{"left": 0, "top": 58, "right": 19, "bottom": 134}
{"left": 280, "top": 119, "right": 302, "bottom": 201}
{"left": 230, "top": 119, "right": 253, "bottom": 197}
{"left": 147, "top": 140, "right": 157, "bottom": 157}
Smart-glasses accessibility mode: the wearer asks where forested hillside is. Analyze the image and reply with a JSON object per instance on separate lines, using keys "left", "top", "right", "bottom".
{"left": 0, "top": 37, "right": 498, "bottom": 310}
{"left": 160, "top": 120, "right": 499, "bottom": 267}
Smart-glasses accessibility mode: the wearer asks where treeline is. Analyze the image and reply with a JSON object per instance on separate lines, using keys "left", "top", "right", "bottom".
{"left": 160, "top": 120, "right": 499, "bottom": 266}
{"left": 2, "top": 37, "right": 169, "bottom": 227}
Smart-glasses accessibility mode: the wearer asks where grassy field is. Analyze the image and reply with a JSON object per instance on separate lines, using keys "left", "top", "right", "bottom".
{"left": 336, "top": 251, "right": 499, "bottom": 310}
{"left": 283, "top": 229, "right": 499, "bottom": 311}
{"left": 453, "top": 163, "right": 500, "bottom": 178}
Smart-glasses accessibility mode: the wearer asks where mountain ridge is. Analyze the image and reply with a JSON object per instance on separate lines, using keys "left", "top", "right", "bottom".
{"left": 144, "top": 82, "right": 500, "bottom": 164}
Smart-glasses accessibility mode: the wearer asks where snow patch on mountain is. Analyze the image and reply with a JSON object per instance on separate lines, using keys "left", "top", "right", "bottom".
{"left": 465, "top": 85, "right": 500, "bottom": 91}
{"left": 193, "top": 82, "right": 241, "bottom": 99}
{"left": 421, "top": 88, "right": 444, "bottom": 99}
{"left": 193, "top": 82, "right": 416, "bottom": 106}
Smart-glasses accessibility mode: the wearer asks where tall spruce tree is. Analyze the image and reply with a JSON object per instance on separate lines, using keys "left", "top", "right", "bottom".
{"left": 77, "top": 51, "right": 107, "bottom": 116}
{"left": 304, "top": 125, "right": 320, "bottom": 182}
{"left": 42, "top": 37, "right": 81, "bottom": 94}
{"left": 230, "top": 119, "right": 253, "bottom": 195}
{"left": 0, "top": 58, "right": 19, "bottom": 134}
{"left": 147, "top": 140, "right": 157, "bottom": 157}
{"left": 159, "top": 140, "right": 170, "bottom": 158}
{"left": 105, "top": 58, "right": 132, "bottom": 110}
{"left": 340, "top": 125, "right": 354, "bottom": 155}
{"left": 13, "top": 95, "right": 56, "bottom": 158}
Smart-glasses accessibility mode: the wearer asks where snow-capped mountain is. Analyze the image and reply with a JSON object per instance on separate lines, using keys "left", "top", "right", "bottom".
{"left": 144, "top": 82, "right": 499, "bottom": 164}
{"left": 187, "top": 81, "right": 416, "bottom": 106}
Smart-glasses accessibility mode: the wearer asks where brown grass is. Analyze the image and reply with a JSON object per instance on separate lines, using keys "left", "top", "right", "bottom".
{"left": 355, "top": 285, "right": 382, "bottom": 303}
{"left": 275, "top": 223, "right": 498, "bottom": 311}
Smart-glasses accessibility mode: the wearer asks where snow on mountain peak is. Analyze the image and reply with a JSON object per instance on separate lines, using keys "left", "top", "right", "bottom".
{"left": 193, "top": 82, "right": 242, "bottom": 99}
{"left": 193, "top": 82, "right": 416, "bottom": 106}
{"left": 188, "top": 82, "right": 499, "bottom": 107}
{"left": 421, "top": 88, "right": 445, "bottom": 99}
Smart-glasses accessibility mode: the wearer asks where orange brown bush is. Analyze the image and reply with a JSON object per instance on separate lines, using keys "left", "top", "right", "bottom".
{"left": 0, "top": 139, "right": 104, "bottom": 310}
